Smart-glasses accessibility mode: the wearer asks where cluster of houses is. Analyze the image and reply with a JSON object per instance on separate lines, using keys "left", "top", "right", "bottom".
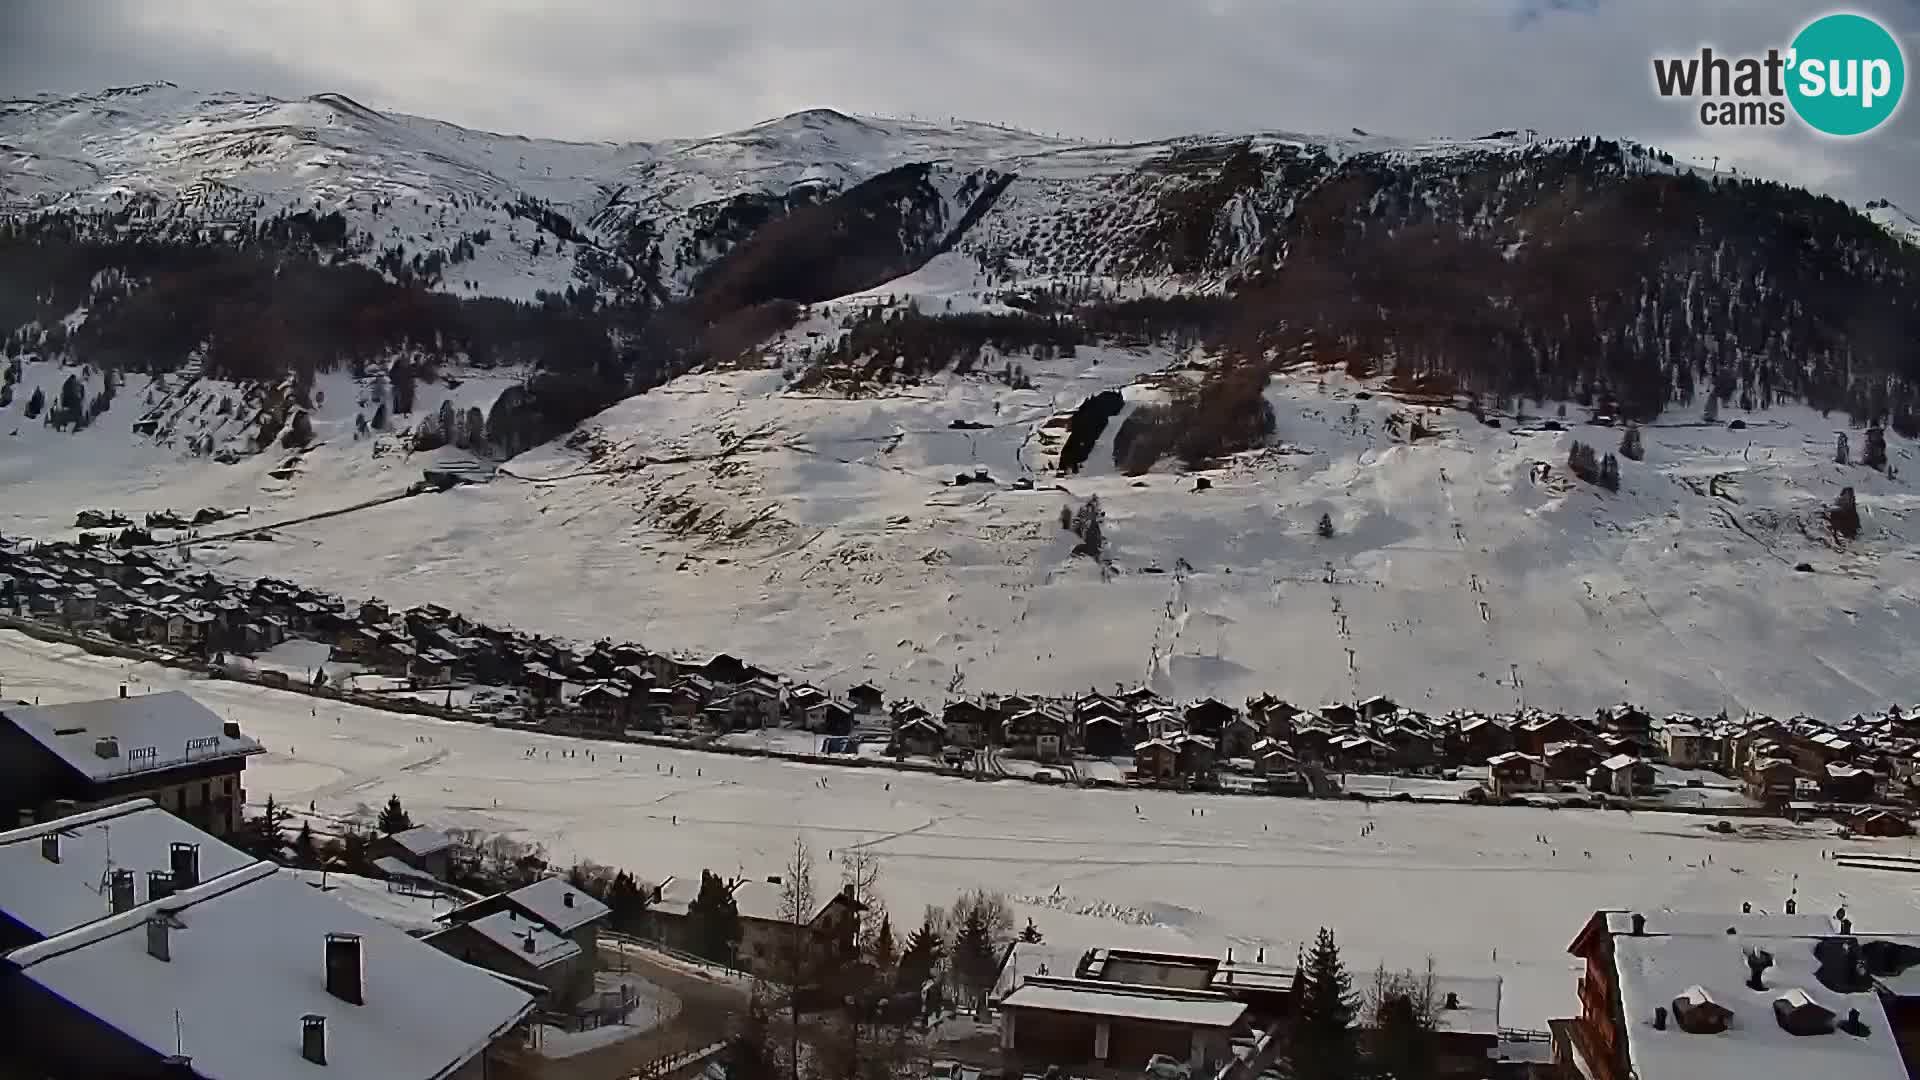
{"left": 8, "top": 535, "right": 1920, "bottom": 828}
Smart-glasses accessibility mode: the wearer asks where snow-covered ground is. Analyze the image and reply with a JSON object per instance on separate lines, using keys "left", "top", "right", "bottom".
{"left": 7, "top": 630, "right": 1920, "bottom": 1030}
{"left": 11, "top": 344, "right": 1913, "bottom": 722}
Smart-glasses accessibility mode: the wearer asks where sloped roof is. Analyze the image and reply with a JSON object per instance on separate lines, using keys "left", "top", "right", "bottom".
{"left": 502, "top": 877, "right": 609, "bottom": 934}
{"left": 1000, "top": 977, "right": 1247, "bottom": 1028}
{"left": 7, "top": 863, "right": 534, "bottom": 1080}
{"left": 1, "top": 692, "right": 263, "bottom": 782}
{"left": 444, "top": 909, "right": 581, "bottom": 971}
{"left": 387, "top": 826, "right": 452, "bottom": 859}
{"left": 0, "top": 799, "right": 254, "bottom": 939}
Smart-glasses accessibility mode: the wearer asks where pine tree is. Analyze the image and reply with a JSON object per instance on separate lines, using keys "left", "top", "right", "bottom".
{"left": 688, "top": 869, "right": 742, "bottom": 964}
{"left": 371, "top": 403, "right": 389, "bottom": 431}
{"left": 872, "top": 914, "right": 897, "bottom": 971}
{"left": 899, "top": 917, "right": 945, "bottom": 991}
{"left": 26, "top": 386, "right": 44, "bottom": 419}
{"left": 293, "top": 821, "right": 318, "bottom": 867}
{"left": 1318, "top": 513, "right": 1335, "bottom": 538}
{"left": 1599, "top": 452, "right": 1620, "bottom": 492}
{"left": 1619, "top": 425, "right": 1644, "bottom": 461}
{"left": 1865, "top": 425, "right": 1889, "bottom": 470}
{"left": 1830, "top": 486, "right": 1861, "bottom": 541}
{"left": 1018, "top": 918, "right": 1044, "bottom": 944}
{"left": 1371, "top": 993, "right": 1436, "bottom": 1080}
{"left": 1837, "top": 432, "right": 1851, "bottom": 465}
{"left": 377, "top": 794, "right": 413, "bottom": 834}
{"left": 953, "top": 905, "right": 996, "bottom": 1010}
{"left": 1292, "top": 927, "right": 1359, "bottom": 1080}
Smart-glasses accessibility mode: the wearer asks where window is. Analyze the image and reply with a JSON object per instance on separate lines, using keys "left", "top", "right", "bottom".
{"left": 200, "top": 782, "right": 211, "bottom": 806}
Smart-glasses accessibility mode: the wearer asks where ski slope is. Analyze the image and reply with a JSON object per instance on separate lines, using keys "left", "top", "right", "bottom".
{"left": 5, "top": 630, "right": 1916, "bottom": 1030}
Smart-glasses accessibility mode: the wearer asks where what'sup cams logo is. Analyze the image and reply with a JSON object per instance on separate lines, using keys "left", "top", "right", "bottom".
{"left": 1653, "top": 11, "right": 1906, "bottom": 136}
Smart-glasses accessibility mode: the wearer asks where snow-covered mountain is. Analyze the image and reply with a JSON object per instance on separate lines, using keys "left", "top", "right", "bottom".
{"left": 5, "top": 85, "right": 1920, "bottom": 720}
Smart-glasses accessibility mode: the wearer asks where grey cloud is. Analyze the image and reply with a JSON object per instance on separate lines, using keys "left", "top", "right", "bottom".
{"left": 0, "top": 0, "right": 1914, "bottom": 207}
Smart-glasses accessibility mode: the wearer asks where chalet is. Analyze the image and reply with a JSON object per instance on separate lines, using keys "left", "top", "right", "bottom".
{"left": 785, "top": 685, "right": 828, "bottom": 726}
{"left": 1007, "top": 709, "right": 1069, "bottom": 762}
{"left": 0, "top": 814, "right": 536, "bottom": 1080}
{"left": 1173, "top": 734, "right": 1218, "bottom": 779}
{"left": 1319, "top": 702, "right": 1360, "bottom": 728}
{"left": 1554, "top": 909, "right": 1911, "bottom": 1080}
{"left": 1138, "top": 709, "right": 1183, "bottom": 741}
{"left": 1249, "top": 696, "right": 1302, "bottom": 739}
{"left": 1746, "top": 758, "right": 1798, "bottom": 804}
{"left": 1660, "top": 722, "right": 1713, "bottom": 767}
{"left": 805, "top": 699, "right": 856, "bottom": 737}
{"left": 699, "top": 703, "right": 737, "bottom": 733}
{"left": 1853, "top": 809, "right": 1914, "bottom": 837}
{"left": 425, "top": 907, "right": 586, "bottom": 1005}
{"left": 1219, "top": 714, "right": 1262, "bottom": 760}
{"left": 1118, "top": 687, "right": 1166, "bottom": 712}
{"left": 1592, "top": 754, "right": 1655, "bottom": 798}
{"left": 1251, "top": 738, "right": 1298, "bottom": 774}
{"left": 410, "top": 649, "right": 455, "bottom": 687}
{"left": 1596, "top": 704, "right": 1654, "bottom": 739}
{"left": 1356, "top": 695, "right": 1398, "bottom": 722}
{"left": 1379, "top": 724, "right": 1435, "bottom": 768}
{"left": 1184, "top": 698, "right": 1236, "bottom": 738}
{"left": 1487, "top": 752, "right": 1545, "bottom": 797}
{"left": 1330, "top": 734, "right": 1390, "bottom": 770}
{"left": 0, "top": 692, "right": 263, "bottom": 837}
{"left": 730, "top": 681, "right": 783, "bottom": 730}
{"left": 649, "top": 875, "right": 864, "bottom": 977}
{"left": 59, "top": 586, "right": 98, "bottom": 626}
{"left": 848, "top": 682, "right": 885, "bottom": 714}
{"left": 1134, "top": 739, "right": 1178, "bottom": 781}
{"left": 369, "top": 825, "right": 453, "bottom": 881}
{"left": 895, "top": 715, "right": 947, "bottom": 757}
{"left": 574, "top": 683, "right": 633, "bottom": 729}
{"left": 1516, "top": 714, "right": 1586, "bottom": 756}
{"left": 522, "top": 664, "right": 566, "bottom": 712}
{"left": 942, "top": 701, "right": 994, "bottom": 748}
{"left": 1075, "top": 693, "right": 1129, "bottom": 723}
{"left": 1545, "top": 741, "right": 1604, "bottom": 783}
{"left": 998, "top": 972, "right": 1248, "bottom": 1073}
{"left": 698, "top": 653, "right": 751, "bottom": 685}
{"left": 1290, "top": 725, "right": 1333, "bottom": 761}
{"left": 1082, "top": 714, "right": 1133, "bottom": 757}
{"left": 1823, "top": 763, "right": 1878, "bottom": 803}
{"left": 437, "top": 877, "right": 613, "bottom": 1005}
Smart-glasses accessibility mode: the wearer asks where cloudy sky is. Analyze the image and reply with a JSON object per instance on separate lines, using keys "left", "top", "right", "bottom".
{"left": 3, "top": 0, "right": 1916, "bottom": 208}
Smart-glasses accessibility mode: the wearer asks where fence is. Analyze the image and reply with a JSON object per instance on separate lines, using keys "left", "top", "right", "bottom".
{"left": 628, "top": 1039, "right": 728, "bottom": 1080}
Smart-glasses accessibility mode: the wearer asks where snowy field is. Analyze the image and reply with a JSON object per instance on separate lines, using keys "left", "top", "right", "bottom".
{"left": 7, "top": 631, "right": 1919, "bottom": 1029}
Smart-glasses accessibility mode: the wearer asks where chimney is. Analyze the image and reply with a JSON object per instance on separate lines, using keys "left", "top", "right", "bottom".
{"left": 1787, "top": 898, "right": 1797, "bottom": 915}
{"left": 146, "top": 916, "right": 172, "bottom": 962}
{"left": 1630, "top": 913, "right": 1646, "bottom": 936}
{"left": 222, "top": 720, "right": 241, "bottom": 740}
{"left": 119, "top": 684, "right": 128, "bottom": 699}
{"left": 1841, "top": 1008, "right": 1870, "bottom": 1037}
{"left": 524, "top": 932, "right": 537, "bottom": 954}
{"left": 325, "top": 933, "right": 364, "bottom": 1006}
{"left": 1445, "top": 991, "right": 1461, "bottom": 1010}
{"left": 160, "top": 1055, "right": 194, "bottom": 1078}
{"left": 170, "top": 842, "right": 200, "bottom": 889}
{"left": 1653, "top": 1006, "right": 1668, "bottom": 1031}
{"left": 563, "top": 891, "right": 575, "bottom": 909}
{"left": 110, "top": 869, "right": 137, "bottom": 913}
{"left": 40, "top": 831, "right": 60, "bottom": 863}
{"left": 1746, "top": 947, "right": 1774, "bottom": 991}
{"left": 301, "top": 1014, "right": 328, "bottom": 1065}
{"left": 1842, "top": 917, "right": 1853, "bottom": 935}
{"left": 1743, "top": 902, "right": 1753, "bottom": 914}
{"left": 148, "top": 870, "right": 177, "bottom": 902}
{"left": 94, "top": 736, "right": 120, "bottom": 759}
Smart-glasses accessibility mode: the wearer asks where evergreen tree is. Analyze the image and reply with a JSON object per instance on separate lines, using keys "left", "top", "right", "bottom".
{"left": 1619, "top": 425, "right": 1644, "bottom": 461}
{"left": 898, "top": 917, "right": 945, "bottom": 991}
{"left": 872, "top": 913, "right": 897, "bottom": 971}
{"left": 1865, "top": 425, "right": 1889, "bottom": 470}
{"left": 293, "top": 821, "right": 318, "bottom": 867}
{"left": 1830, "top": 486, "right": 1862, "bottom": 541}
{"left": 1837, "top": 432, "right": 1851, "bottom": 465}
{"left": 688, "top": 869, "right": 742, "bottom": 964}
{"left": 1292, "top": 927, "right": 1359, "bottom": 1080}
{"left": 377, "top": 794, "right": 413, "bottom": 835}
{"left": 58, "top": 373, "right": 84, "bottom": 419}
{"left": 1599, "top": 452, "right": 1620, "bottom": 492}
{"left": 26, "top": 386, "right": 44, "bottom": 419}
{"left": 1318, "top": 513, "right": 1336, "bottom": 538}
{"left": 1371, "top": 993, "right": 1436, "bottom": 1080}
{"left": 371, "top": 403, "right": 389, "bottom": 431}
{"left": 953, "top": 905, "right": 997, "bottom": 1010}
{"left": 1019, "top": 918, "right": 1044, "bottom": 944}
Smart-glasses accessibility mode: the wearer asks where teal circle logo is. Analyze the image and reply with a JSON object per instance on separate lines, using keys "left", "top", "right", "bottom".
{"left": 1787, "top": 12, "right": 1906, "bottom": 136}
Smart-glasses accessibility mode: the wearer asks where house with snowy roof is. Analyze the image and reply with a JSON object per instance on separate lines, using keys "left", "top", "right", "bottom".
{"left": 425, "top": 907, "right": 587, "bottom": 1006}
{"left": 437, "top": 877, "right": 611, "bottom": 990}
{"left": 1556, "top": 908, "right": 1920, "bottom": 1080}
{"left": 0, "top": 691, "right": 264, "bottom": 837}
{"left": 369, "top": 825, "right": 453, "bottom": 882}
{"left": 0, "top": 805, "right": 536, "bottom": 1079}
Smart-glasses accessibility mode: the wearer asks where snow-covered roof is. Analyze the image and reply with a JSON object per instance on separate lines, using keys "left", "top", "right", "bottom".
{"left": 0, "top": 799, "right": 254, "bottom": 939}
{"left": 6, "top": 862, "right": 535, "bottom": 1080}
{"left": 1612, "top": 931, "right": 1906, "bottom": 1080}
{"left": 991, "top": 940, "right": 1084, "bottom": 1002}
{"left": 445, "top": 909, "right": 581, "bottom": 971}
{"left": 1431, "top": 976, "right": 1501, "bottom": 1037}
{"left": 387, "top": 825, "right": 452, "bottom": 858}
{"left": 0, "top": 691, "right": 262, "bottom": 782}
{"left": 1600, "top": 754, "right": 1644, "bottom": 772}
{"left": 1000, "top": 977, "right": 1247, "bottom": 1028}
{"left": 1602, "top": 911, "right": 1840, "bottom": 937}
{"left": 501, "top": 877, "right": 609, "bottom": 934}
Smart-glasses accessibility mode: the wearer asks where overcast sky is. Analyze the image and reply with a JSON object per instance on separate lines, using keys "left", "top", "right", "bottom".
{"left": 3, "top": 0, "right": 1916, "bottom": 208}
